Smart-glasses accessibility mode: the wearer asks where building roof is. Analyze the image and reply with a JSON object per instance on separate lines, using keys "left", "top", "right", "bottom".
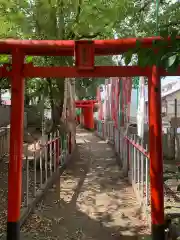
{"left": 161, "top": 80, "right": 180, "bottom": 98}
{"left": 145, "top": 79, "right": 180, "bottom": 102}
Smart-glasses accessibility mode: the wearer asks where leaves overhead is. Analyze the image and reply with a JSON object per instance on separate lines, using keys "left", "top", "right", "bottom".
{"left": 0, "top": 0, "right": 129, "bottom": 102}
{"left": 122, "top": 1, "right": 180, "bottom": 74}
{"left": 123, "top": 32, "right": 179, "bottom": 74}
{"left": 0, "top": 0, "right": 179, "bottom": 99}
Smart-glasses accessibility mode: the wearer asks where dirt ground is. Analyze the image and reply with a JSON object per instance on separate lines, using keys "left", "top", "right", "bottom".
{"left": 0, "top": 156, "right": 42, "bottom": 238}
{"left": 2, "top": 127, "right": 180, "bottom": 239}
{"left": 3, "top": 122, "right": 180, "bottom": 240}
{"left": 163, "top": 162, "right": 180, "bottom": 215}
{"left": 0, "top": 158, "right": 8, "bottom": 237}
{"left": 19, "top": 128, "right": 150, "bottom": 239}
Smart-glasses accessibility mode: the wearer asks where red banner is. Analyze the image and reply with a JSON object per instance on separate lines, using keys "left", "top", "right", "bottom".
{"left": 122, "top": 77, "right": 132, "bottom": 123}
{"left": 96, "top": 86, "right": 103, "bottom": 120}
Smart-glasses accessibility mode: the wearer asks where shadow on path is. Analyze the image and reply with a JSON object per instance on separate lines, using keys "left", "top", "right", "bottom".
{"left": 21, "top": 129, "right": 150, "bottom": 240}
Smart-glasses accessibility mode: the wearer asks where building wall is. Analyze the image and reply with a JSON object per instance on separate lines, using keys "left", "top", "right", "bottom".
{"left": 163, "top": 90, "right": 180, "bottom": 120}
{"left": 145, "top": 90, "right": 180, "bottom": 123}
{"left": 165, "top": 90, "right": 180, "bottom": 101}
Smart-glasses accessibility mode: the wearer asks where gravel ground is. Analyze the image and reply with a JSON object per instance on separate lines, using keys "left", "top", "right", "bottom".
{"left": 2, "top": 128, "right": 180, "bottom": 239}
{"left": 163, "top": 163, "right": 180, "bottom": 215}
{"left": 0, "top": 155, "right": 48, "bottom": 238}
{"left": 0, "top": 158, "right": 8, "bottom": 236}
{"left": 19, "top": 128, "right": 150, "bottom": 239}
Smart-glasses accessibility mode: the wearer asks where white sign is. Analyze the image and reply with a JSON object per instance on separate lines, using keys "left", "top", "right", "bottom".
{"left": 137, "top": 77, "right": 145, "bottom": 138}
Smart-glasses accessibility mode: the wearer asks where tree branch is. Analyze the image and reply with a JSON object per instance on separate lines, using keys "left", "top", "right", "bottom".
{"left": 138, "top": 0, "right": 151, "bottom": 13}
{"left": 57, "top": 0, "right": 65, "bottom": 39}
{"left": 75, "top": 0, "right": 82, "bottom": 24}
{"left": 66, "top": 0, "right": 83, "bottom": 39}
{"left": 67, "top": 30, "right": 103, "bottom": 40}
{"left": 76, "top": 32, "right": 103, "bottom": 40}
{"left": 138, "top": 0, "right": 168, "bottom": 13}
{"left": 66, "top": 0, "right": 116, "bottom": 40}
{"left": 160, "top": 20, "right": 180, "bottom": 29}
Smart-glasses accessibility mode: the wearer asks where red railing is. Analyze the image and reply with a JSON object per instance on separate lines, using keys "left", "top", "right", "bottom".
{"left": 20, "top": 131, "right": 74, "bottom": 223}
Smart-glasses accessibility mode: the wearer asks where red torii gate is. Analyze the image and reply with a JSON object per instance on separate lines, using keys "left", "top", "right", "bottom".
{"left": 75, "top": 100, "right": 97, "bottom": 129}
{"left": 0, "top": 37, "right": 179, "bottom": 240}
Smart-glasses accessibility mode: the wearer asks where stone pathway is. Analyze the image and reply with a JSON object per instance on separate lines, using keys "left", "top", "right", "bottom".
{"left": 20, "top": 128, "right": 150, "bottom": 239}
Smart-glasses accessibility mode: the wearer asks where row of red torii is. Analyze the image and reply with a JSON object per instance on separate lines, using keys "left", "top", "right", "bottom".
{"left": 0, "top": 38, "right": 180, "bottom": 240}
{"left": 75, "top": 100, "right": 97, "bottom": 129}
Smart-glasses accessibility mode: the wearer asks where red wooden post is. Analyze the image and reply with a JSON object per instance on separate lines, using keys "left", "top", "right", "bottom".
{"left": 7, "top": 49, "right": 25, "bottom": 240}
{"left": 81, "top": 108, "right": 84, "bottom": 126}
{"left": 83, "top": 107, "right": 88, "bottom": 128}
{"left": 148, "top": 66, "right": 165, "bottom": 240}
{"left": 88, "top": 105, "right": 94, "bottom": 130}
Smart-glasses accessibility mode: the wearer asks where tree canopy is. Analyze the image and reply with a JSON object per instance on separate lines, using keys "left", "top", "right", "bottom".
{"left": 0, "top": 0, "right": 179, "bottom": 104}
{"left": 0, "top": 0, "right": 130, "bottom": 102}
{"left": 122, "top": 1, "right": 180, "bottom": 73}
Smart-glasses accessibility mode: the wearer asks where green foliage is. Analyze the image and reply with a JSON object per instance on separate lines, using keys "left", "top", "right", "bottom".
{"left": 0, "top": 0, "right": 129, "bottom": 102}
{"left": 0, "top": 55, "right": 10, "bottom": 64}
{"left": 76, "top": 55, "right": 116, "bottom": 99}
{"left": 0, "top": 0, "right": 179, "bottom": 102}
{"left": 122, "top": 1, "right": 180, "bottom": 73}
{"left": 115, "top": 1, "right": 180, "bottom": 38}
{"left": 25, "top": 56, "right": 33, "bottom": 63}
{"left": 132, "top": 77, "right": 139, "bottom": 89}
{"left": 17, "top": 0, "right": 127, "bottom": 102}
{"left": 124, "top": 50, "right": 134, "bottom": 66}
{"left": 124, "top": 29, "right": 179, "bottom": 73}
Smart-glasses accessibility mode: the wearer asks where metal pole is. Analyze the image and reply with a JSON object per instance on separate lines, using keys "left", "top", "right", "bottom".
{"left": 7, "top": 49, "right": 25, "bottom": 240}
{"left": 148, "top": 66, "right": 165, "bottom": 240}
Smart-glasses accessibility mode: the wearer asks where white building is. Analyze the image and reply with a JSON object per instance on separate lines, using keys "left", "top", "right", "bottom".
{"left": 145, "top": 80, "right": 180, "bottom": 123}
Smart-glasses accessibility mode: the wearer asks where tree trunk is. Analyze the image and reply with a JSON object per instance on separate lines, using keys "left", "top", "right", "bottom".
{"left": 24, "top": 92, "right": 30, "bottom": 106}
{"left": 47, "top": 78, "right": 64, "bottom": 132}
{"left": 47, "top": 78, "right": 56, "bottom": 125}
